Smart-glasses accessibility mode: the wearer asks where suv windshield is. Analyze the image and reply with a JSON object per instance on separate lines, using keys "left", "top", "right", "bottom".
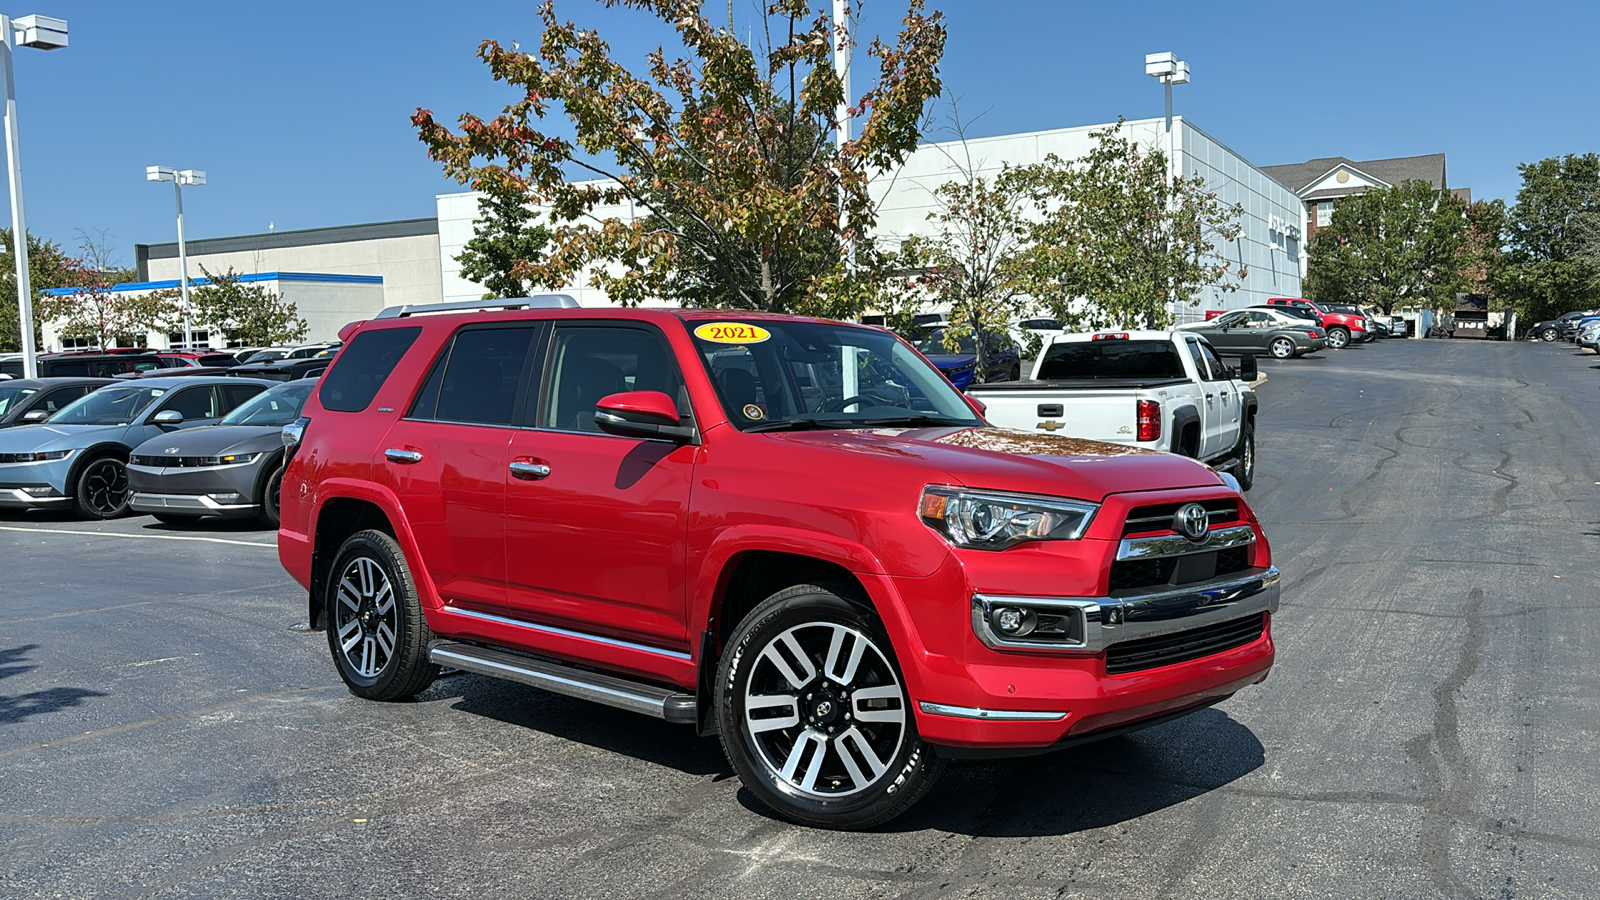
{"left": 48, "top": 385, "right": 166, "bottom": 426}
{"left": 219, "top": 380, "right": 314, "bottom": 426}
{"left": 0, "top": 385, "right": 38, "bottom": 417}
{"left": 688, "top": 319, "right": 982, "bottom": 432}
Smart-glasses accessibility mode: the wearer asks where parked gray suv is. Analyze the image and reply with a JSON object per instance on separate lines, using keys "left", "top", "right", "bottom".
{"left": 128, "top": 379, "right": 315, "bottom": 527}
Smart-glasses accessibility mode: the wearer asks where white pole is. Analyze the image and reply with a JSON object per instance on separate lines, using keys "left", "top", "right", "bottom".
{"left": 833, "top": 0, "right": 853, "bottom": 274}
{"left": 174, "top": 178, "right": 191, "bottom": 349}
{"left": 1, "top": 15, "right": 38, "bottom": 379}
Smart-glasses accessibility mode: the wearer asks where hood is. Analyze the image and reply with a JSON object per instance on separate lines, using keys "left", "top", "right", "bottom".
{"left": 0, "top": 422, "right": 129, "bottom": 454}
{"left": 764, "top": 426, "right": 1224, "bottom": 502}
{"left": 924, "top": 354, "right": 977, "bottom": 370}
{"left": 130, "top": 424, "right": 283, "bottom": 458}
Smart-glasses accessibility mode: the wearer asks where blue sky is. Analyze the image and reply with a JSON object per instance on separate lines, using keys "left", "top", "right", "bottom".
{"left": 9, "top": 0, "right": 1597, "bottom": 268}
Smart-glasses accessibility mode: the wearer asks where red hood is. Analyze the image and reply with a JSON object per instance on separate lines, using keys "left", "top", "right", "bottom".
{"left": 763, "top": 426, "right": 1226, "bottom": 502}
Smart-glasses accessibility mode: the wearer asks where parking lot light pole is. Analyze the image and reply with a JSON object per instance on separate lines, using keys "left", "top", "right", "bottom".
{"left": 1144, "top": 51, "right": 1189, "bottom": 318}
{"left": 2, "top": 13, "right": 66, "bottom": 380}
{"left": 146, "top": 165, "right": 206, "bottom": 349}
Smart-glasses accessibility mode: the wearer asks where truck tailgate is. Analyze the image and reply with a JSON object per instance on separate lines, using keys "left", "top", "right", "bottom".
{"left": 972, "top": 389, "right": 1138, "bottom": 439}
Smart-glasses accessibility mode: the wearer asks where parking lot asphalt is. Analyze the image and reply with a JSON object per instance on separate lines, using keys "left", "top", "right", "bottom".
{"left": 3, "top": 338, "right": 1599, "bottom": 899}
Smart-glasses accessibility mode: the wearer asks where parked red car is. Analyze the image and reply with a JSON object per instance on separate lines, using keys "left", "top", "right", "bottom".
{"left": 1267, "top": 298, "right": 1367, "bottom": 349}
{"left": 278, "top": 299, "right": 1279, "bottom": 829}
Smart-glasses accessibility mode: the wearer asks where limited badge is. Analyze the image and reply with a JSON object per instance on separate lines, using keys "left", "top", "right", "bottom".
{"left": 742, "top": 403, "right": 766, "bottom": 421}
{"left": 695, "top": 322, "right": 772, "bottom": 344}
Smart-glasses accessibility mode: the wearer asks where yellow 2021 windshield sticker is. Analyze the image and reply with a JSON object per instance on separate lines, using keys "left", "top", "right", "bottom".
{"left": 694, "top": 322, "right": 771, "bottom": 344}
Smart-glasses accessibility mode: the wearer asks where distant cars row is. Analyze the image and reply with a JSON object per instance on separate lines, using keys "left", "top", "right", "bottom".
{"left": 0, "top": 342, "right": 341, "bottom": 381}
{"left": 1529, "top": 311, "right": 1596, "bottom": 342}
{"left": 0, "top": 375, "right": 313, "bottom": 525}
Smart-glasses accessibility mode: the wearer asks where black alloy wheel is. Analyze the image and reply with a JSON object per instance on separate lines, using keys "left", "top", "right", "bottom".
{"left": 716, "top": 583, "right": 944, "bottom": 829}
{"left": 1269, "top": 337, "right": 1296, "bottom": 360}
{"left": 74, "top": 457, "right": 131, "bottom": 519}
{"left": 326, "top": 529, "right": 439, "bottom": 701}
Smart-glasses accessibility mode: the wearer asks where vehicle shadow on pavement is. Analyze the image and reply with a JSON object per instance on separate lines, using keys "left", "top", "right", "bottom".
{"left": 434, "top": 674, "right": 733, "bottom": 778}
{"left": 866, "top": 708, "right": 1264, "bottom": 837}
{"left": 139, "top": 517, "right": 270, "bottom": 534}
{"left": 0, "top": 644, "right": 107, "bottom": 725}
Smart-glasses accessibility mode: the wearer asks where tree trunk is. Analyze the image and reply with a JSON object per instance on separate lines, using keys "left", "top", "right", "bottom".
{"left": 759, "top": 258, "right": 774, "bottom": 311}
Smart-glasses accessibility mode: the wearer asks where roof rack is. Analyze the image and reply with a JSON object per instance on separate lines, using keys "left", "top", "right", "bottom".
{"left": 373, "top": 294, "right": 580, "bottom": 319}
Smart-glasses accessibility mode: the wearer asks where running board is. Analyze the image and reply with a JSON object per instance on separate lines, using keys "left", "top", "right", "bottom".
{"left": 429, "top": 641, "right": 697, "bottom": 724}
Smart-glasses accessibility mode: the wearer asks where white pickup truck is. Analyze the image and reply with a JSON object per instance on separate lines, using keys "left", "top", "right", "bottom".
{"left": 965, "top": 330, "right": 1259, "bottom": 488}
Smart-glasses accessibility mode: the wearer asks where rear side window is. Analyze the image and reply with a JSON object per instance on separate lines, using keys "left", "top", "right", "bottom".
{"left": 410, "top": 326, "right": 537, "bottom": 426}
{"left": 319, "top": 327, "right": 421, "bottom": 413}
{"left": 1036, "top": 341, "right": 1186, "bottom": 380}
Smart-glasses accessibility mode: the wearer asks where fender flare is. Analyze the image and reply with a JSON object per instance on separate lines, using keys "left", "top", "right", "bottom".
{"left": 1169, "top": 405, "right": 1201, "bottom": 455}
{"left": 63, "top": 441, "right": 134, "bottom": 494}
{"left": 305, "top": 477, "right": 443, "bottom": 623}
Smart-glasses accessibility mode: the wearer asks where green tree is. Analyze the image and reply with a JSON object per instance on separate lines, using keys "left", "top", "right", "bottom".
{"left": 457, "top": 191, "right": 554, "bottom": 299}
{"left": 412, "top": 0, "right": 946, "bottom": 318}
{"left": 1462, "top": 199, "right": 1507, "bottom": 306}
{"left": 0, "top": 229, "right": 76, "bottom": 352}
{"left": 1498, "top": 153, "right": 1600, "bottom": 325}
{"left": 1304, "top": 180, "right": 1468, "bottom": 315}
{"left": 190, "top": 266, "right": 308, "bottom": 346}
{"left": 1009, "top": 123, "right": 1244, "bottom": 330}
{"left": 35, "top": 229, "right": 180, "bottom": 350}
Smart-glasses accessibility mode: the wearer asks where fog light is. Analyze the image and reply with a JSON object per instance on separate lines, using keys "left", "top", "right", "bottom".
{"left": 208, "top": 492, "right": 242, "bottom": 501}
{"left": 992, "top": 607, "right": 1036, "bottom": 636}
{"left": 21, "top": 485, "right": 57, "bottom": 495}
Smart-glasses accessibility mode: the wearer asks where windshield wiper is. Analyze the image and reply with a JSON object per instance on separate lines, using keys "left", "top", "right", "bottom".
{"left": 742, "top": 412, "right": 971, "bottom": 433}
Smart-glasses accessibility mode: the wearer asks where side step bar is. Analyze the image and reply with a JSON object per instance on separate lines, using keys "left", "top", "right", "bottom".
{"left": 429, "top": 641, "right": 697, "bottom": 725}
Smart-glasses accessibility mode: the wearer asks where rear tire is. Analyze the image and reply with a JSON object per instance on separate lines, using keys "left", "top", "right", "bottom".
{"left": 1269, "top": 337, "right": 1295, "bottom": 360}
{"left": 716, "top": 583, "right": 944, "bottom": 830}
{"left": 326, "top": 529, "right": 439, "bottom": 701}
{"left": 1540, "top": 327, "right": 1558, "bottom": 342}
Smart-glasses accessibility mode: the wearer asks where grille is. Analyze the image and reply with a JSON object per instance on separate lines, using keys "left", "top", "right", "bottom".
{"left": 1215, "top": 545, "right": 1252, "bottom": 576}
{"left": 1121, "top": 499, "right": 1241, "bottom": 537}
{"left": 1108, "top": 544, "right": 1255, "bottom": 593}
{"left": 131, "top": 454, "right": 216, "bottom": 468}
{"left": 1105, "top": 613, "right": 1266, "bottom": 675}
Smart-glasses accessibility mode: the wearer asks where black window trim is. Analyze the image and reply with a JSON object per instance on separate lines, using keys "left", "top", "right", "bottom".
{"left": 403, "top": 321, "right": 547, "bottom": 429}
{"left": 527, "top": 320, "right": 697, "bottom": 443}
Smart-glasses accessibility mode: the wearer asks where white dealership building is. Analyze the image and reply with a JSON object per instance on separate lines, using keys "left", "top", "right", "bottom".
{"left": 435, "top": 116, "right": 1306, "bottom": 321}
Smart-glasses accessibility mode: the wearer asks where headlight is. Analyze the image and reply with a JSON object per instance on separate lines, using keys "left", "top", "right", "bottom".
{"left": 214, "top": 452, "right": 262, "bottom": 465}
{"left": 919, "top": 486, "right": 1097, "bottom": 550}
{"left": 0, "top": 449, "right": 72, "bottom": 463}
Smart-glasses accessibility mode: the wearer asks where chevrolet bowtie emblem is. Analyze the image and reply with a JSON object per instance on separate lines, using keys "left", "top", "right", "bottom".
{"left": 1037, "top": 420, "right": 1065, "bottom": 432}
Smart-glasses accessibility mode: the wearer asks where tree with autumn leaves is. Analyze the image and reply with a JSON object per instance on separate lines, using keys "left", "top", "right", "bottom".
{"left": 413, "top": 0, "right": 945, "bottom": 319}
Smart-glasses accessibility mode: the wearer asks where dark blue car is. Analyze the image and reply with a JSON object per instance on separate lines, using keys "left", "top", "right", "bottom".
{"left": 910, "top": 328, "right": 1021, "bottom": 390}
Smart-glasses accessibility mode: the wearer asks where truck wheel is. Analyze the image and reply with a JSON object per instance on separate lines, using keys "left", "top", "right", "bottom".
{"left": 73, "top": 456, "right": 131, "bottom": 519}
{"left": 326, "top": 529, "right": 439, "bottom": 701}
{"left": 1325, "top": 327, "right": 1350, "bottom": 350}
{"left": 1269, "top": 337, "right": 1295, "bottom": 360}
{"left": 1235, "top": 427, "right": 1256, "bottom": 491}
{"left": 716, "top": 583, "right": 945, "bottom": 830}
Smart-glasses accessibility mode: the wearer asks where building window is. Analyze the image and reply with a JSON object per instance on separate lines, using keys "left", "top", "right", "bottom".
{"left": 1315, "top": 202, "right": 1333, "bottom": 228}
{"left": 60, "top": 336, "right": 93, "bottom": 350}
{"left": 167, "top": 331, "right": 212, "bottom": 350}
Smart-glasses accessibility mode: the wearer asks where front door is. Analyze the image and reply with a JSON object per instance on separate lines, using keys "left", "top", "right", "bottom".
{"left": 1205, "top": 311, "right": 1248, "bottom": 352}
{"left": 504, "top": 322, "right": 696, "bottom": 650}
{"left": 375, "top": 324, "right": 542, "bottom": 615}
{"left": 1194, "top": 342, "right": 1236, "bottom": 458}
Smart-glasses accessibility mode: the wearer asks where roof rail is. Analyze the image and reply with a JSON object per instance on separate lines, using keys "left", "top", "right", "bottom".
{"left": 373, "top": 294, "right": 580, "bottom": 319}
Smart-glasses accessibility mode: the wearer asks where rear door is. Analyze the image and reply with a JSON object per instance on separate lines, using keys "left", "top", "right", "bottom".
{"left": 503, "top": 321, "right": 697, "bottom": 650}
{"left": 376, "top": 323, "right": 543, "bottom": 616}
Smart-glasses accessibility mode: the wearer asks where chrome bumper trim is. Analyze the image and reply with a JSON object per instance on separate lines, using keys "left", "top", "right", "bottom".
{"left": 1117, "top": 524, "right": 1256, "bottom": 561}
{"left": 917, "top": 702, "right": 1068, "bottom": 722}
{"left": 972, "top": 567, "right": 1280, "bottom": 654}
{"left": 129, "top": 492, "right": 257, "bottom": 513}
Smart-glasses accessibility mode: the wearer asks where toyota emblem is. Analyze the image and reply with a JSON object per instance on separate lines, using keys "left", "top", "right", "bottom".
{"left": 1174, "top": 503, "right": 1209, "bottom": 542}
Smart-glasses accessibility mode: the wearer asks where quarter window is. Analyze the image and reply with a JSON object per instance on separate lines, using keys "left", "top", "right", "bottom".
{"left": 319, "top": 327, "right": 421, "bottom": 413}
{"left": 542, "top": 326, "right": 683, "bottom": 434}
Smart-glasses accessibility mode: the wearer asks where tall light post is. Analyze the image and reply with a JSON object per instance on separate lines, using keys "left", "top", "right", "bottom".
{"left": 833, "top": 0, "right": 852, "bottom": 274}
{"left": 1144, "top": 51, "right": 1189, "bottom": 184}
{"left": 146, "top": 166, "right": 205, "bottom": 349}
{"left": 2, "top": 13, "right": 66, "bottom": 380}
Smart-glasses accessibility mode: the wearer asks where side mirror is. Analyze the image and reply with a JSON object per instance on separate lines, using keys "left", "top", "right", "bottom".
{"left": 968, "top": 396, "right": 988, "bottom": 416}
{"left": 1237, "top": 354, "right": 1258, "bottom": 382}
{"left": 152, "top": 410, "right": 184, "bottom": 425}
{"left": 20, "top": 409, "right": 48, "bottom": 423}
{"left": 594, "top": 390, "right": 695, "bottom": 442}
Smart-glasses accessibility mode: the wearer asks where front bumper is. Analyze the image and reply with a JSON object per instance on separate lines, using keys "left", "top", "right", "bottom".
{"left": 127, "top": 462, "right": 262, "bottom": 518}
{"left": 0, "top": 458, "right": 74, "bottom": 507}
{"left": 129, "top": 491, "right": 259, "bottom": 515}
{"left": 0, "top": 484, "right": 70, "bottom": 507}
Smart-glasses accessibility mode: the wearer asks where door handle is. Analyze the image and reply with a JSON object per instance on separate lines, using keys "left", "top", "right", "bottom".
{"left": 384, "top": 448, "right": 423, "bottom": 464}
{"left": 509, "top": 461, "right": 552, "bottom": 481}
{"left": 1205, "top": 394, "right": 1215, "bottom": 400}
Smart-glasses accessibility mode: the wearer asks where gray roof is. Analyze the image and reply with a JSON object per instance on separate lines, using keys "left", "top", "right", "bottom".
{"left": 1260, "top": 154, "right": 1448, "bottom": 197}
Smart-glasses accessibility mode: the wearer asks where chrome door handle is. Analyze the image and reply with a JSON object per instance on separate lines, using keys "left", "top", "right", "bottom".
{"left": 384, "top": 448, "right": 423, "bottom": 464}
{"left": 509, "top": 461, "right": 551, "bottom": 480}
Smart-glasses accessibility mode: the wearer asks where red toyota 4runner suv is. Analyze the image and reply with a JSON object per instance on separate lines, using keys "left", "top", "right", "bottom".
{"left": 278, "top": 297, "right": 1279, "bottom": 829}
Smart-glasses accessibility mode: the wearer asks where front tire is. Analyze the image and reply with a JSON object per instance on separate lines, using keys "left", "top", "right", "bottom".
{"left": 73, "top": 456, "right": 130, "bottom": 519}
{"left": 326, "top": 529, "right": 439, "bottom": 701}
{"left": 716, "top": 583, "right": 944, "bottom": 830}
{"left": 255, "top": 463, "right": 284, "bottom": 529}
{"left": 1269, "top": 337, "right": 1295, "bottom": 360}
{"left": 1325, "top": 327, "right": 1350, "bottom": 350}
{"left": 1234, "top": 426, "right": 1256, "bottom": 491}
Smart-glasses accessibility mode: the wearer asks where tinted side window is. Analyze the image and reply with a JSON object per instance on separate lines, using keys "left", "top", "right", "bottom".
{"left": 50, "top": 362, "right": 91, "bottom": 377}
{"left": 39, "top": 386, "right": 91, "bottom": 412}
{"left": 1198, "top": 343, "right": 1226, "bottom": 380}
{"left": 425, "top": 327, "right": 536, "bottom": 426}
{"left": 319, "top": 328, "right": 421, "bottom": 413}
{"left": 541, "top": 325, "right": 682, "bottom": 433}
{"left": 159, "top": 386, "right": 222, "bottom": 420}
{"left": 222, "top": 384, "right": 266, "bottom": 411}
{"left": 1184, "top": 340, "right": 1212, "bottom": 380}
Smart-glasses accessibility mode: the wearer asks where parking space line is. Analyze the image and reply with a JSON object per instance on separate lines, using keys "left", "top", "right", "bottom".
{"left": 0, "top": 524, "right": 275, "bottom": 548}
